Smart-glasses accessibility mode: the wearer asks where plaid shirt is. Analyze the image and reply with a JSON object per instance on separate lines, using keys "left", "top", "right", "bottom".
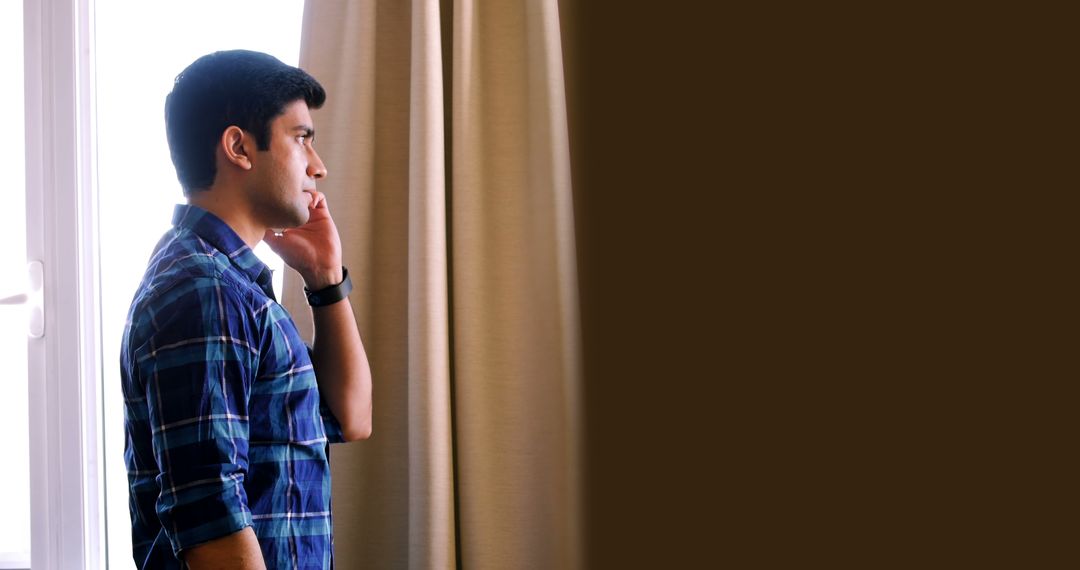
{"left": 121, "top": 204, "right": 344, "bottom": 569}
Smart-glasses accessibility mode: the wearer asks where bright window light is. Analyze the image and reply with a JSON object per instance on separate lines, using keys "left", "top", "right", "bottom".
{"left": 0, "top": 0, "right": 30, "bottom": 565}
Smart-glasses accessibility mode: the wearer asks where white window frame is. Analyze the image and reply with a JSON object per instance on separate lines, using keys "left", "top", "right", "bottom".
{"left": 24, "top": 0, "right": 105, "bottom": 568}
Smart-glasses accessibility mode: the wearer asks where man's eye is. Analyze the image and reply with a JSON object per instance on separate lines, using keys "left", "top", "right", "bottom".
{"left": 297, "top": 135, "right": 307, "bottom": 144}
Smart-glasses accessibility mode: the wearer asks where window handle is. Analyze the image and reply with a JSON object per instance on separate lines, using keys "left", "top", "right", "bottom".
{"left": 28, "top": 261, "right": 43, "bottom": 338}
{"left": 0, "top": 262, "right": 44, "bottom": 338}
{"left": 0, "top": 293, "right": 27, "bottom": 305}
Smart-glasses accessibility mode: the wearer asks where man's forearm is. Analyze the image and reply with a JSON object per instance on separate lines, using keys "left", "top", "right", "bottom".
{"left": 183, "top": 527, "right": 266, "bottom": 570}
{"left": 311, "top": 296, "right": 373, "bottom": 440}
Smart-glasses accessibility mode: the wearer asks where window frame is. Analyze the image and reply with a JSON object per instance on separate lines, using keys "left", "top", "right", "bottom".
{"left": 24, "top": 0, "right": 105, "bottom": 568}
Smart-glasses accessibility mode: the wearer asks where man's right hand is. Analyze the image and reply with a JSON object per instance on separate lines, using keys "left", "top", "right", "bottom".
{"left": 182, "top": 526, "right": 267, "bottom": 570}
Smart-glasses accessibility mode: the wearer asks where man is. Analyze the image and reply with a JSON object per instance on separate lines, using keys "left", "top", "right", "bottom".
{"left": 120, "top": 50, "right": 372, "bottom": 569}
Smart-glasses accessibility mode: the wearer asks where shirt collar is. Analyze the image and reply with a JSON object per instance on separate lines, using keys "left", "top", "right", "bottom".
{"left": 172, "top": 204, "right": 275, "bottom": 296}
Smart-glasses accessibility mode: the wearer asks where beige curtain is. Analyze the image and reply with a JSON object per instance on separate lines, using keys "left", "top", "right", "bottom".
{"left": 281, "top": 1, "right": 582, "bottom": 568}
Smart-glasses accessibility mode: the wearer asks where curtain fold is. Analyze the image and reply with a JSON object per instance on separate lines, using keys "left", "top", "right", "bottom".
{"left": 405, "top": 1, "right": 456, "bottom": 569}
{"left": 287, "top": 1, "right": 581, "bottom": 568}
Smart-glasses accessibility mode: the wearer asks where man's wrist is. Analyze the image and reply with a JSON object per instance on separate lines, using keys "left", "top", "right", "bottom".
{"left": 301, "top": 267, "right": 344, "bottom": 291}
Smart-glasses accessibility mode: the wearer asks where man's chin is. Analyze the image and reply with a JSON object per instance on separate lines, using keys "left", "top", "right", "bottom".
{"left": 257, "top": 200, "right": 310, "bottom": 229}
{"left": 281, "top": 206, "right": 310, "bottom": 228}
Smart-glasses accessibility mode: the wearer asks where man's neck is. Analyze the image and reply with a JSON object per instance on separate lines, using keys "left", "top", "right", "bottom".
{"left": 187, "top": 188, "right": 264, "bottom": 248}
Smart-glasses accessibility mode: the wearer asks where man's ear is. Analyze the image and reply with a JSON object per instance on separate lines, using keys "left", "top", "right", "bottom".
{"left": 221, "top": 126, "right": 253, "bottom": 170}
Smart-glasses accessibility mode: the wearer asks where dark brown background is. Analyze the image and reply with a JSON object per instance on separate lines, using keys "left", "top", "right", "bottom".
{"left": 563, "top": 1, "right": 1067, "bottom": 568}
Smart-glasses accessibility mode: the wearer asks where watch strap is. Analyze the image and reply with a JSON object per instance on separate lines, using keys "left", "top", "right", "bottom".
{"left": 304, "top": 267, "right": 353, "bottom": 307}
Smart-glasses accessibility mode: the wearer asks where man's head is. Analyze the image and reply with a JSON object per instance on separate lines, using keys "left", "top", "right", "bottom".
{"left": 165, "top": 50, "right": 326, "bottom": 195}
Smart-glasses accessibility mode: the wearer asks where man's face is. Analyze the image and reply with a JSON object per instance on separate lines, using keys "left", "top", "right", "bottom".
{"left": 246, "top": 99, "right": 327, "bottom": 229}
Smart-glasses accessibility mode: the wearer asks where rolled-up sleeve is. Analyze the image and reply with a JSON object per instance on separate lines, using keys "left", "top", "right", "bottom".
{"left": 133, "top": 277, "right": 261, "bottom": 556}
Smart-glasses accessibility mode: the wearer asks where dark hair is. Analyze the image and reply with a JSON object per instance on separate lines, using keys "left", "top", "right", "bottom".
{"left": 164, "top": 49, "right": 326, "bottom": 194}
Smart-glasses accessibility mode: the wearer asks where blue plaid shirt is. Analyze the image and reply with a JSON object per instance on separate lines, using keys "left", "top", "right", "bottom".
{"left": 121, "top": 204, "right": 344, "bottom": 569}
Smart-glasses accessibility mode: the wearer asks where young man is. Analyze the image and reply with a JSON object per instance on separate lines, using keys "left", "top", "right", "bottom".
{"left": 120, "top": 50, "right": 372, "bottom": 569}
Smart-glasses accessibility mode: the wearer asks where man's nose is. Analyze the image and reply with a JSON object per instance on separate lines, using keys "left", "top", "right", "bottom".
{"left": 308, "top": 151, "right": 327, "bottom": 179}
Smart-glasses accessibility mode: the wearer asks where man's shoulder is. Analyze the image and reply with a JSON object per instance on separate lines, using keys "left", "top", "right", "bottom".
{"left": 131, "top": 230, "right": 253, "bottom": 313}
{"left": 151, "top": 229, "right": 230, "bottom": 277}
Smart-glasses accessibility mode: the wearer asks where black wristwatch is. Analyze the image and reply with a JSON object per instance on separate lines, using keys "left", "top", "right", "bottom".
{"left": 304, "top": 267, "right": 353, "bottom": 307}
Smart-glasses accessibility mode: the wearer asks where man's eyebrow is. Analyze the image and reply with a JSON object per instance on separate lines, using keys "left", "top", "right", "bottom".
{"left": 292, "top": 125, "right": 315, "bottom": 139}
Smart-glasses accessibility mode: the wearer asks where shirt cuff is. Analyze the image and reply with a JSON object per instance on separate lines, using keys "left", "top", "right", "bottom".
{"left": 170, "top": 511, "right": 254, "bottom": 559}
